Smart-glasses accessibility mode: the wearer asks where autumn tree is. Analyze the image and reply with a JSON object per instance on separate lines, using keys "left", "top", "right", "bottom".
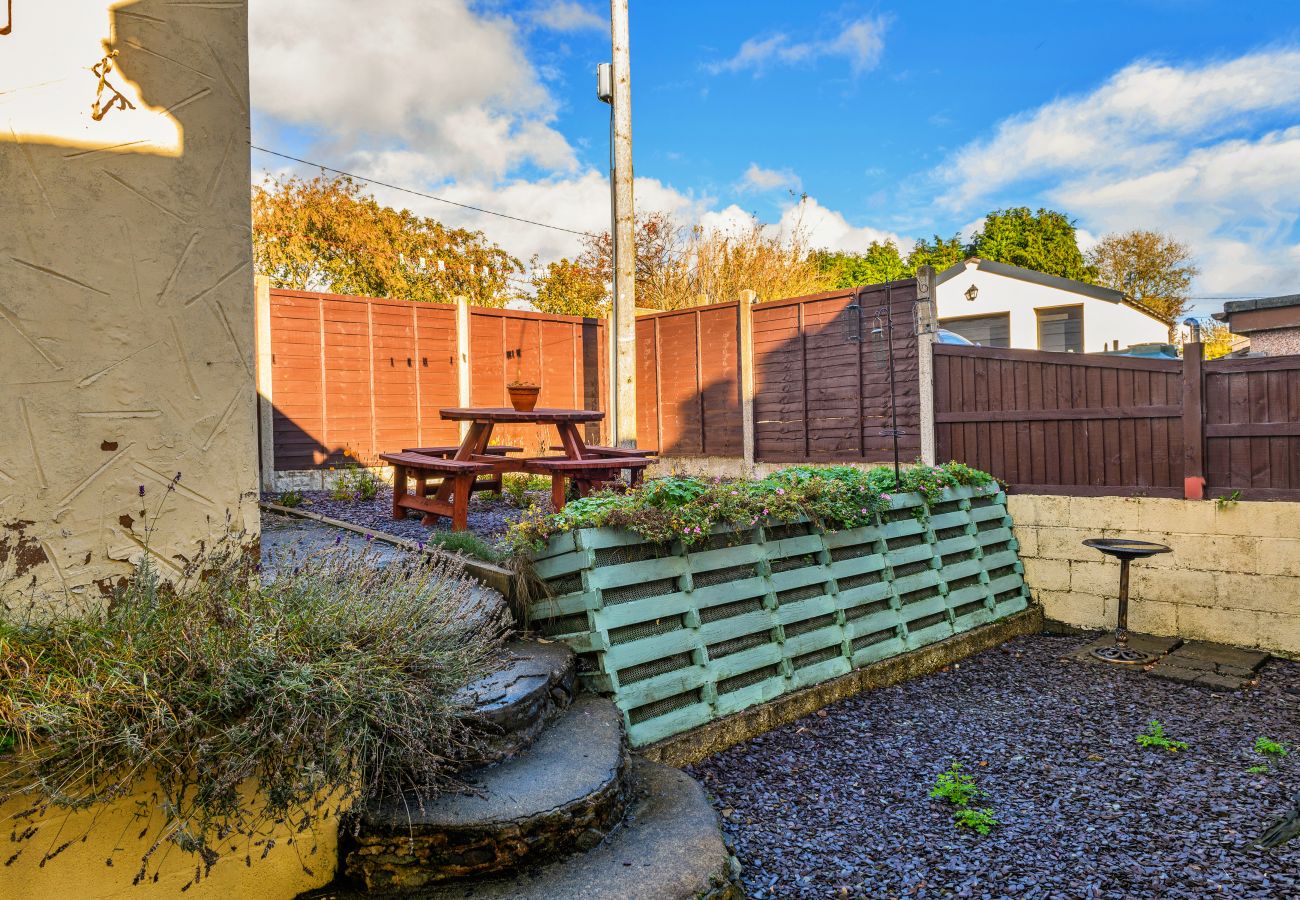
{"left": 1087, "top": 229, "right": 1199, "bottom": 336}
{"left": 528, "top": 257, "right": 607, "bottom": 318}
{"left": 546, "top": 209, "right": 832, "bottom": 311}
{"left": 1198, "top": 319, "right": 1239, "bottom": 360}
{"left": 966, "top": 207, "right": 1094, "bottom": 282}
{"left": 253, "top": 175, "right": 522, "bottom": 306}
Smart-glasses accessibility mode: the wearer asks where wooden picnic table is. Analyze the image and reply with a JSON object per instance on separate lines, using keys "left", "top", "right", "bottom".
{"left": 381, "top": 407, "right": 654, "bottom": 530}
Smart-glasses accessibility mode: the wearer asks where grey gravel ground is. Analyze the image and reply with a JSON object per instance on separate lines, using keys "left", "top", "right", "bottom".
{"left": 266, "top": 488, "right": 537, "bottom": 550}
{"left": 688, "top": 633, "right": 1300, "bottom": 899}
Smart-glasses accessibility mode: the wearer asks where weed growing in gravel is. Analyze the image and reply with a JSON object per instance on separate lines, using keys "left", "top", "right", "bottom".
{"left": 503, "top": 473, "right": 549, "bottom": 508}
{"left": 953, "top": 806, "right": 1000, "bottom": 835}
{"left": 1136, "top": 720, "right": 1188, "bottom": 752}
{"left": 930, "top": 762, "right": 984, "bottom": 806}
{"left": 1255, "top": 737, "right": 1289, "bottom": 758}
{"left": 277, "top": 488, "right": 305, "bottom": 507}
{"left": 425, "top": 530, "right": 500, "bottom": 562}
{"left": 331, "top": 464, "right": 381, "bottom": 502}
{"left": 930, "top": 762, "right": 999, "bottom": 836}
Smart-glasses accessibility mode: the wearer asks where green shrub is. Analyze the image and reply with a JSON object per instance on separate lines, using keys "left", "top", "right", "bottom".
{"left": 276, "top": 488, "right": 305, "bottom": 508}
{"left": 953, "top": 806, "right": 1000, "bottom": 835}
{"left": 330, "top": 464, "right": 381, "bottom": 502}
{"left": 0, "top": 543, "right": 498, "bottom": 883}
{"left": 507, "top": 461, "right": 997, "bottom": 552}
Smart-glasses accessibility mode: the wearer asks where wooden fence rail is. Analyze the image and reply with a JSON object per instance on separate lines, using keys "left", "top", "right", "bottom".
{"left": 934, "top": 343, "right": 1300, "bottom": 500}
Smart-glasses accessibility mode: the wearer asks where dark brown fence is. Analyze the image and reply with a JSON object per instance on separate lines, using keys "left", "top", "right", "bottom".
{"left": 634, "top": 281, "right": 921, "bottom": 463}
{"left": 935, "top": 343, "right": 1300, "bottom": 500}
{"left": 268, "top": 289, "right": 605, "bottom": 469}
{"left": 1203, "top": 355, "right": 1300, "bottom": 498}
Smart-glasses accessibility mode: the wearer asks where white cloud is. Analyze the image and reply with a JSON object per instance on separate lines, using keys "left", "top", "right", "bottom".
{"left": 941, "top": 49, "right": 1300, "bottom": 301}
{"left": 945, "top": 49, "right": 1300, "bottom": 209}
{"left": 738, "top": 163, "right": 802, "bottom": 193}
{"left": 529, "top": 1, "right": 605, "bottom": 32}
{"left": 249, "top": 0, "right": 573, "bottom": 183}
{"left": 707, "top": 15, "right": 889, "bottom": 77}
{"left": 248, "top": 1, "right": 902, "bottom": 286}
{"left": 780, "top": 197, "right": 911, "bottom": 253}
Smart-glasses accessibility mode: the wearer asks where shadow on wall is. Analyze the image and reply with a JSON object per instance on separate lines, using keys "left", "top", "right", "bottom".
{"left": 0, "top": 0, "right": 258, "bottom": 601}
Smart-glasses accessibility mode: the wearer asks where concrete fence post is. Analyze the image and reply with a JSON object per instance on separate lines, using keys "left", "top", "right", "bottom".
{"left": 915, "top": 266, "right": 938, "bottom": 466}
{"left": 254, "top": 275, "right": 276, "bottom": 492}
{"left": 738, "top": 289, "right": 757, "bottom": 468}
{"left": 455, "top": 294, "right": 471, "bottom": 440}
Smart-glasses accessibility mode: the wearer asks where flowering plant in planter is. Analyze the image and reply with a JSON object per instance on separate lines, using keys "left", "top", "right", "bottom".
{"left": 0, "top": 540, "right": 499, "bottom": 885}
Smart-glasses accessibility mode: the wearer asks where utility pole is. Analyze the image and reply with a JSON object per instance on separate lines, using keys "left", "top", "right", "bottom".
{"left": 609, "top": 0, "right": 637, "bottom": 447}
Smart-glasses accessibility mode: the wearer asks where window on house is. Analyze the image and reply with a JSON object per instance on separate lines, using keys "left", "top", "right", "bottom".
{"left": 938, "top": 313, "right": 1010, "bottom": 348}
{"left": 1037, "top": 306, "right": 1083, "bottom": 353}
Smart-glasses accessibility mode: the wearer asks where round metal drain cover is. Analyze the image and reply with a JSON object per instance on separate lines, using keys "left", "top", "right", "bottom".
{"left": 1092, "top": 644, "right": 1155, "bottom": 665}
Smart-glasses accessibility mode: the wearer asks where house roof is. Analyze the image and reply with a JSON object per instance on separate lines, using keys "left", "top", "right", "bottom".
{"left": 1211, "top": 293, "right": 1300, "bottom": 321}
{"left": 936, "top": 257, "right": 1171, "bottom": 323}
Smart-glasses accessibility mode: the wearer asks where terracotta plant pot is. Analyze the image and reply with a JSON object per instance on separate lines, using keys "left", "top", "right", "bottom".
{"left": 507, "top": 383, "right": 541, "bottom": 412}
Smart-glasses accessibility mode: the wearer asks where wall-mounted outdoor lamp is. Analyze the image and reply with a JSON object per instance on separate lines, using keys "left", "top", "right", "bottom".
{"left": 964, "top": 284, "right": 979, "bottom": 302}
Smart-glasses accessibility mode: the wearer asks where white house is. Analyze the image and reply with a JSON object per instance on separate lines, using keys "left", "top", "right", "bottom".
{"left": 935, "top": 258, "right": 1170, "bottom": 353}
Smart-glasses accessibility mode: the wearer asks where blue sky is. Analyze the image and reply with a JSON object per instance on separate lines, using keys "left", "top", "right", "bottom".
{"left": 249, "top": 1, "right": 1300, "bottom": 314}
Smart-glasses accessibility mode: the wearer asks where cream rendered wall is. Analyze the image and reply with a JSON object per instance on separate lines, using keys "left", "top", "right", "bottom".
{"left": 1010, "top": 494, "right": 1300, "bottom": 658}
{"left": 0, "top": 1, "right": 258, "bottom": 608}
{"left": 936, "top": 261, "right": 1169, "bottom": 352}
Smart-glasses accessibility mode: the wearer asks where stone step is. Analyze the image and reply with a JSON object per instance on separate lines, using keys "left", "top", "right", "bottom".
{"left": 344, "top": 695, "right": 629, "bottom": 893}
{"left": 459, "top": 639, "right": 575, "bottom": 769}
{"left": 410, "top": 759, "right": 742, "bottom": 900}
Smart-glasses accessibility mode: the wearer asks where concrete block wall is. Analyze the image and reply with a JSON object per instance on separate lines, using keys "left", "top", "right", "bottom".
{"left": 1009, "top": 495, "right": 1300, "bottom": 657}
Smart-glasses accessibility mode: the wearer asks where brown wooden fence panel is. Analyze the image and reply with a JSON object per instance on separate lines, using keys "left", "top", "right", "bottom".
{"left": 269, "top": 290, "right": 605, "bottom": 470}
{"left": 929, "top": 342, "right": 1300, "bottom": 499}
{"left": 1204, "top": 355, "right": 1300, "bottom": 498}
{"left": 269, "top": 291, "right": 328, "bottom": 469}
{"left": 753, "top": 281, "right": 920, "bottom": 464}
{"left": 413, "top": 303, "right": 460, "bottom": 449}
{"left": 935, "top": 344, "right": 1184, "bottom": 496}
{"left": 633, "top": 304, "right": 742, "bottom": 457}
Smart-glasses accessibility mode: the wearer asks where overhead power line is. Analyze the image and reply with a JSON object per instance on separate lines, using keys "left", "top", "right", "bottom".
{"left": 250, "top": 144, "right": 595, "bottom": 238}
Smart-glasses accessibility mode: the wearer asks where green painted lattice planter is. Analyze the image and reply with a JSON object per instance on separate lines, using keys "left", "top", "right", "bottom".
{"left": 526, "top": 486, "right": 1030, "bottom": 746}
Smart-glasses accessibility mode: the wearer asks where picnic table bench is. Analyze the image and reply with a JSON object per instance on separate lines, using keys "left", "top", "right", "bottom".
{"left": 386, "top": 407, "right": 657, "bottom": 530}
{"left": 380, "top": 451, "right": 492, "bottom": 531}
{"left": 525, "top": 456, "right": 653, "bottom": 511}
{"left": 403, "top": 444, "right": 523, "bottom": 494}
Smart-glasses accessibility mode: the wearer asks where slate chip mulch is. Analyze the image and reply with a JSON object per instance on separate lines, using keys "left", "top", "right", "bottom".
{"left": 688, "top": 633, "right": 1300, "bottom": 899}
